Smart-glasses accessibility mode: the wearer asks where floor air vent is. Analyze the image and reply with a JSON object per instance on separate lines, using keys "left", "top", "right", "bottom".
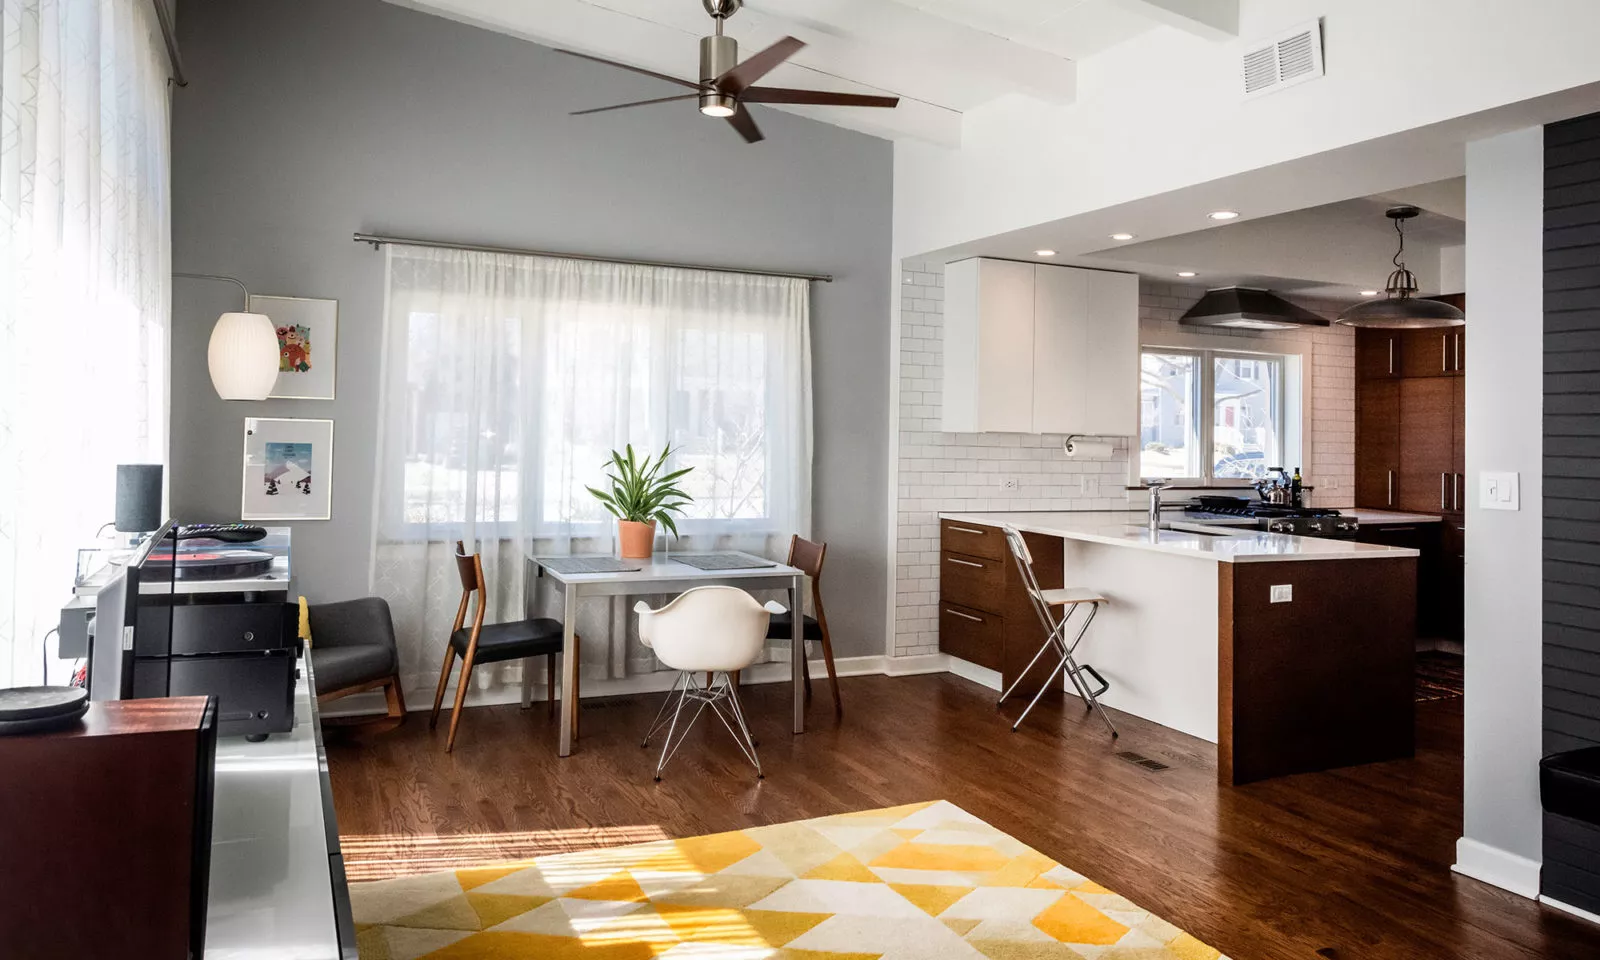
{"left": 1116, "top": 751, "right": 1170, "bottom": 772}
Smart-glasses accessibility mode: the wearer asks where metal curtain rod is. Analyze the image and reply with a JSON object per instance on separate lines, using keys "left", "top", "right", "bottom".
{"left": 150, "top": 0, "right": 187, "bottom": 88}
{"left": 352, "top": 232, "right": 833, "bottom": 283}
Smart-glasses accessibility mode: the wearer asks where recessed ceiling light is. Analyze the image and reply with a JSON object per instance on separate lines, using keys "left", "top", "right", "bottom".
{"left": 1360, "top": 290, "right": 1379, "bottom": 297}
{"left": 1110, "top": 233, "right": 1136, "bottom": 241}
{"left": 1177, "top": 271, "right": 1197, "bottom": 278}
{"left": 1034, "top": 249, "right": 1057, "bottom": 257}
{"left": 1208, "top": 210, "right": 1240, "bottom": 221}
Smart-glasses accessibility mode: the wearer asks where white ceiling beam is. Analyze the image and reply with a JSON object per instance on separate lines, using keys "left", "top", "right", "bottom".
{"left": 1108, "top": 0, "right": 1238, "bottom": 41}
{"left": 747, "top": 0, "right": 1076, "bottom": 106}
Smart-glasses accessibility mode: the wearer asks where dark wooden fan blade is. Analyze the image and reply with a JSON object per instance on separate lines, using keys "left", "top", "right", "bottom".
{"left": 716, "top": 36, "right": 805, "bottom": 94}
{"left": 571, "top": 94, "right": 698, "bottom": 116}
{"left": 741, "top": 86, "right": 900, "bottom": 108}
{"left": 553, "top": 48, "right": 704, "bottom": 91}
{"left": 726, "top": 105, "right": 764, "bottom": 143}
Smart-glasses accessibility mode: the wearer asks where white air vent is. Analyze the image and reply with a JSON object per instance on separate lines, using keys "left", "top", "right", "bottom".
{"left": 1241, "top": 19, "right": 1324, "bottom": 100}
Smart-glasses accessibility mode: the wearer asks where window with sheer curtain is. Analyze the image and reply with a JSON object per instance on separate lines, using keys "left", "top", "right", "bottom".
{"left": 370, "top": 245, "right": 812, "bottom": 687}
{"left": 0, "top": 0, "right": 172, "bottom": 688}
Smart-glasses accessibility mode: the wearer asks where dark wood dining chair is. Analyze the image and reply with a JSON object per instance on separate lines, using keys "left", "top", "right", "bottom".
{"left": 764, "top": 534, "right": 841, "bottom": 713}
{"left": 430, "top": 541, "right": 576, "bottom": 751}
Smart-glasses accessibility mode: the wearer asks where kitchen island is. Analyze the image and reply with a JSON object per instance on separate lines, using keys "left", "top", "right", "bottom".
{"left": 938, "top": 510, "right": 1420, "bottom": 784}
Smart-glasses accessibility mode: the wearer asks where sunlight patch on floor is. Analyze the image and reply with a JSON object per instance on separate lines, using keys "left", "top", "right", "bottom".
{"left": 342, "top": 825, "right": 671, "bottom": 881}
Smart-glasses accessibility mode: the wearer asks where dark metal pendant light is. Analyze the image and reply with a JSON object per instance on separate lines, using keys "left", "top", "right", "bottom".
{"left": 1337, "top": 206, "right": 1465, "bottom": 329}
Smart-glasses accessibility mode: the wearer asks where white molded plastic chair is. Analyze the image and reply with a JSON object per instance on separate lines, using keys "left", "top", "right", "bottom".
{"left": 635, "top": 586, "right": 786, "bottom": 780}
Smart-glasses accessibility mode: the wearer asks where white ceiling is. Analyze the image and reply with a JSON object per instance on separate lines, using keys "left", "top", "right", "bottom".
{"left": 386, "top": 0, "right": 1235, "bottom": 144}
{"left": 1075, "top": 178, "right": 1467, "bottom": 299}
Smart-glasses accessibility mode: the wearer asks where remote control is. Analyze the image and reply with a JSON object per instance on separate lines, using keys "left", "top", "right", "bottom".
{"left": 176, "top": 522, "right": 269, "bottom": 543}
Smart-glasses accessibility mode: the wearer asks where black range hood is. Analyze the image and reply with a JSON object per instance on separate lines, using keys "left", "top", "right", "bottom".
{"left": 1179, "top": 286, "right": 1330, "bottom": 330}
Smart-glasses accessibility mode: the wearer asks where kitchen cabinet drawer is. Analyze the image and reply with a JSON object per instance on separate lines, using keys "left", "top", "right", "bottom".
{"left": 940, "top": 519, "right": 1006, "bottom": 561}
{"left": 1398, "top": 329, "right": 1461, "bottom": 378}
{"left": 940, "top": 602, "right": 1002, "bottom": 671}
{"left": 941, "top": 552, "right": 1007, "bottom": 611}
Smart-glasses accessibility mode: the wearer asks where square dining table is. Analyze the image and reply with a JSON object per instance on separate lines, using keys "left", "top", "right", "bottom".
{"left": 529, "top": 552, "right": 807, "bottom": 757}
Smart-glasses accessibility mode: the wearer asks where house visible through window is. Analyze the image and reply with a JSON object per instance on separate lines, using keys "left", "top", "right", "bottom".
{"left": 1140, "top": 348, "right": 1293, "bottom": 482}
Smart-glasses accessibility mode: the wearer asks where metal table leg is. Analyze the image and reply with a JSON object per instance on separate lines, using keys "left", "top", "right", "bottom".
{"left": 791, "top": 574, "right": 805, "bottom": 735}
{"left": 559, "top": 583, "right": 580, "bottom": 757}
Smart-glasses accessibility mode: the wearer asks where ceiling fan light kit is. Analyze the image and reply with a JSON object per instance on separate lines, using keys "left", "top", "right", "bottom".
{"left": 560, "top": 0, "right": 898, "bottom": 144}
{"left": 1336, "top": 205, "right": 1466, "bottom": 329}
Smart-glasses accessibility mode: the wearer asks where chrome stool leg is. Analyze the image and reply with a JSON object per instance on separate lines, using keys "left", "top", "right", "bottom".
{"left": 997, "top": 613, "right": 1070, "bottom": 706}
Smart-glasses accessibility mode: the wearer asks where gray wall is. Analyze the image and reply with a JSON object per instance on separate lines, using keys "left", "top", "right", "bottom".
{"left": 1543, "top": 110, "right": 1600, "bottom": 913}
{"left": 170, "top": 0, "right": 892, "bottom": 657}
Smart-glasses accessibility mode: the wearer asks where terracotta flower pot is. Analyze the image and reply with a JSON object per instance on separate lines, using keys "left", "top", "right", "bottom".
{"left": 618, "top": 519, "right": 657, "bottom": 559}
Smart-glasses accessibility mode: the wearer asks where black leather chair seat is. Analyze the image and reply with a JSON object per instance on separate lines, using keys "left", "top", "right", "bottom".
{"left": 1541, "top": 746, "right": 1600, "bottom": 823}
{"left": 450, "top": 619, "right": 565, "bottom": 664}
{"left": 765, "top": 611, "right": 822, "bottom": 642}
{"left": 312, "top": 643, "right": 396, "bottom": 693}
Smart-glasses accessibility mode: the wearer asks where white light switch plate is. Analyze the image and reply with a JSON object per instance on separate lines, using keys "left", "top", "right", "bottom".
{"left": 1480, "top": 471, "right": 1520, "bottom": 511}
{"left": 1270, "top": 584, "right": 1292, "bottom": 603}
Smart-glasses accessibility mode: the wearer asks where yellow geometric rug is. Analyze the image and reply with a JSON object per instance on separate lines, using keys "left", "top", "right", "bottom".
{"left": 351, "top": 800, "right": 1230, "bottom": 959}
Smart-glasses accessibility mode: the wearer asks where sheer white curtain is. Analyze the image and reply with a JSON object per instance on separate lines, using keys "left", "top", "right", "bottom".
{"left": 371, "top": 245, "right": 811, "bottom": 692}
{"left": 0, "top": 0, "right": 171, "bottom": 687}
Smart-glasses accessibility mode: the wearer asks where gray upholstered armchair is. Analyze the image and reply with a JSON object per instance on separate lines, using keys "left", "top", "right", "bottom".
{"left": 307, "top": 597, "right": 406, "bottom": 724}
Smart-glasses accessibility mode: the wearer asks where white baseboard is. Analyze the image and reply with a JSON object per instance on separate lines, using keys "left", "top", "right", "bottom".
{"left": 945, "top": 655, "right": 1001, "bottom": 692}
{"left": 1452, "top": 837, "right": 1542, "bottom": 899}
{"left": 1541, "top": 895, "right": 1600, "bottom": 927}
{"left": 322, "top": 653, "right": 938, "bottom": 718}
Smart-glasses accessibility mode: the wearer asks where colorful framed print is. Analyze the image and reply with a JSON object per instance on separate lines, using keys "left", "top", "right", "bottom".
{"left": 251, "top": 295, "right": 338, "bottom": 400}
{"left": 241, "top": 418, "right": 333, "bottom": 521}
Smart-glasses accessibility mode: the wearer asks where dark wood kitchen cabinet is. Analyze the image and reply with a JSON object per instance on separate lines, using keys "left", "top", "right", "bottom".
{"left": 938, "top": 518, "right": 1063, "bottom": 701}
{"left": 1356, "top": 379, "right": 1401, "bottom": 508}
{"left": 1354, "top": 301, "right": 1467, "bottom": 640}
{"left": 1397, "top": 377, "right": 1455, "bottom": 513}
{"left": 1357, "top": 330, "right": 1403, "bottom": 380}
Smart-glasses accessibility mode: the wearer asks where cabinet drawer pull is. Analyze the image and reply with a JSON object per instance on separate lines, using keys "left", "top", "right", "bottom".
{"left": 1455, "top": 334, "right": 1461, "bottom": 372}
{"left": 1440, "top": 473, "right": 1448, "bottom": 511}
{"left": 1381, "top": 526, "right": 1419, "bottom": 532}
{"left": 947, "top": 557, "right": 985, "bottom": 568}
{"left": 1387, "top": 469, "right": 1394, "bottom": 507}
{"left": 947, "top": 525, "right": 988, "bottom": 536}
{"left": 945, "top": 609, "right": 984, "bottom": 623}
{"left": 1453, "top": 473, "right": 1461, "bottom": 511}
{"left": 1388, "top": 338, "right": 1395, "bottom": 375}
{"left": 1441, "top": 334, "right": 1447, "bottom": 372}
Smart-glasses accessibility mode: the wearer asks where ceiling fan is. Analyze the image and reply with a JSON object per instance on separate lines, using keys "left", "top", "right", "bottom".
{"left": 557, "top": 0, "right": 900, "bottom": 144}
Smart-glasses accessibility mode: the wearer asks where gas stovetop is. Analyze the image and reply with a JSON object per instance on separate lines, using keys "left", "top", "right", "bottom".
{"left": 1183, "top": 498, "right": 1359, "bottom": 538}
{"left": 1183, "top": 497, "right": 1342, "bottom": 520}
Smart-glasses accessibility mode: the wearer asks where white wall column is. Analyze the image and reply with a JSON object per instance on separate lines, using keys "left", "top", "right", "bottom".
{"left": 1455, "top": 125, "right": 1546, "bottom": 899}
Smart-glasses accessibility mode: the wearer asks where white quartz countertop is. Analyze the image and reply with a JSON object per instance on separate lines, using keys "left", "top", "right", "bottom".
{"left": 1338, "top": 509, "right": 1444, "bottom": 524}
{"left": 941, "top": 511, "right": 1421, "bottom": 563}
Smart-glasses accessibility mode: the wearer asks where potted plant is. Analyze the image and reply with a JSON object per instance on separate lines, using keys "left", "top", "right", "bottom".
{"left": 586, "top": 444, "right": 694, "bottom": 560}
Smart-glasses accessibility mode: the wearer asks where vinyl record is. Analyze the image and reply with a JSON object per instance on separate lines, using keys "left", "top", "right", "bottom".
{"left": 0, "top": 685, "right": 89, "bottom": 723}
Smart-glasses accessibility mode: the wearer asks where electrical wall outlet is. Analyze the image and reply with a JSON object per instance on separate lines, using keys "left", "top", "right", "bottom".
{"left": 1079, "top": 475, "right": 1100, "bottom": 497}
{"left": 1001, "top": 476, "right": 1020, "bottom": 492}
{"left": 1270, "top": 584, "right": 1293, "bottom": 604}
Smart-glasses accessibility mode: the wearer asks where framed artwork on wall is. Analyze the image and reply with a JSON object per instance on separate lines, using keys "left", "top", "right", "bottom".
{"left": 241, "top": 418, "right": 333, "bottom": 521}
{"left": 251, "top": 295, "right": 337, "bottom": 400}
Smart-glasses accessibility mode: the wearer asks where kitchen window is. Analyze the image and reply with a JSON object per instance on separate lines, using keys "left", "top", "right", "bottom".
{"left": 1140, "top": 347, "right": 1299, "bottom": 484}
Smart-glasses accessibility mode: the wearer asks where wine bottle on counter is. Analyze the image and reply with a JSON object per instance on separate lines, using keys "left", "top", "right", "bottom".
{"left": 1291, "top": 467, "right": 1304, "bottom": 508}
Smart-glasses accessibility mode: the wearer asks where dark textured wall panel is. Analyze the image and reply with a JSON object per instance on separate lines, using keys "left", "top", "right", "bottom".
{"left": 1544, "top": 110, "right": 1600, "bottom": 915}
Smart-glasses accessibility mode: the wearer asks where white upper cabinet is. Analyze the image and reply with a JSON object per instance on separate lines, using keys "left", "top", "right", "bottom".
{"left": 941, "top": 258, "right": 1138, "bottom": 435}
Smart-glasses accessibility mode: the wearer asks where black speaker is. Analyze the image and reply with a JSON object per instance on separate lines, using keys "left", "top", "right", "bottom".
{"left": 115, "top": 464, "right": 163, "bottom": 533}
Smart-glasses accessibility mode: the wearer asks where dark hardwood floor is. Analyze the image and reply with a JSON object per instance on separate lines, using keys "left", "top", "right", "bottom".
{"left": 327, "top": 673, "right": 1600, "bottom": 960}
